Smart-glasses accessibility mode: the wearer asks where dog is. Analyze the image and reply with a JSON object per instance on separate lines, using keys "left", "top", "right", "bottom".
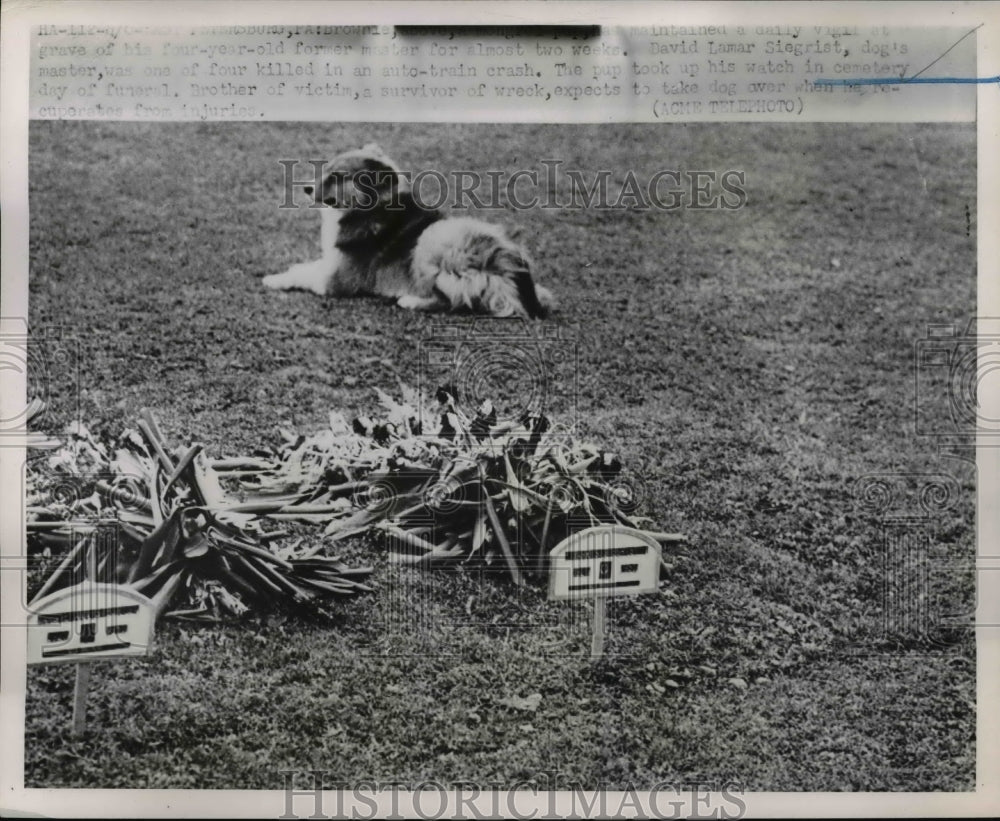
{"left": 262, "top": 144, "right": 555, "bottom": 318}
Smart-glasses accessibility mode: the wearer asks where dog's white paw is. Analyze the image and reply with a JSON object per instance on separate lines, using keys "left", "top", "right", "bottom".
{"left": 263, "top": 261, "right": 332, "bottom": 296}
{"left": 261, "top": 272, "right": 287, "bottom": 290}
{"left": 397, "top": 294, "right": 441, "bottom": 311}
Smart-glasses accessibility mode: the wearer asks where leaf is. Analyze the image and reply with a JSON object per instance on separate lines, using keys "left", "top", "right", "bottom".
{"left": 503, "top": 454, "right": 532, "bottom": 513}
{"left": 112, "top": 447, "right": 153, "bottom": 480}
{"left": 328, "top": 411, "right": 352, "bottom": 435}
{"left": 191, "top": 453, "right": 231, "bottom": 510}
{"left": 483, "top": 492, "right": 524, "bottom": 587}
{"left": 470, "top": 513, "right": 487, "bottom": 554}
{"left": 374, "top": 386, "right": 416, "bottom": 430}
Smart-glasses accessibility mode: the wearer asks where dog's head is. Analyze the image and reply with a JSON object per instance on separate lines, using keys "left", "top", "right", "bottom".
{"left": 305, "top": 143, "right": 409, "bottom": 210}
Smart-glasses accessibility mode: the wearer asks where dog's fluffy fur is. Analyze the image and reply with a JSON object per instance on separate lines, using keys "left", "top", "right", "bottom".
{"left": 262, "top": 144, "right": 555, "bottom": 318}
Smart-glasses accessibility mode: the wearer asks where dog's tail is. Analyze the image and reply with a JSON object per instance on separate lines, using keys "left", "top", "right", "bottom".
{"left": 485, "top": 247, "right": 554, "bottom": 320}
{"left": 533, "top": 283, "right": 557, "bottom": 317}
{"left": 413, "top": 219, "right": 556, "bottom": 319}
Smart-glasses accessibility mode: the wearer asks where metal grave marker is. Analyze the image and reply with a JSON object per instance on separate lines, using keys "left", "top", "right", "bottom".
{"left": 28, "top": 582, "right": 158, "bottom": 665}
{"left": 548, "top": 525, "right": 662, "bottom": 600}
{"left": 547, "top": 525, "right": 663, "bottom": 659}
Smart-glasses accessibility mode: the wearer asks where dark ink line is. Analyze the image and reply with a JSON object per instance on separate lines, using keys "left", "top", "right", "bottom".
{"left": 394, "top": 25, "right": 601, "bottom": 39}
{"left": 816, "top": 24, "right": 987, "bottom": 89}
{"left": 909, "top": 23, "right": 983, "bottom": 80}
{"left": 815, "top": 76, "right": 1000, "bottom": 87}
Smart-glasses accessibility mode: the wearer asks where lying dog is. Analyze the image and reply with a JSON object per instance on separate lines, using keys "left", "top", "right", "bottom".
{"left": 263, "top": 144, "right": 555, "bottom": 318}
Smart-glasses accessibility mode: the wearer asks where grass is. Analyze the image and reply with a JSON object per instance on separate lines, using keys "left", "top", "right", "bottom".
{"left": 23, "top": 121, "right": 975, "bottom": 791}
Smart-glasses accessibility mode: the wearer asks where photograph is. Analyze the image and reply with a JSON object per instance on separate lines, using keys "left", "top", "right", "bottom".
{"left": 20, "top": 117, "right": 977, "bottom": 798}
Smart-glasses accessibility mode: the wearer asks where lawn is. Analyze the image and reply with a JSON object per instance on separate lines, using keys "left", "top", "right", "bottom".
{"left": 23, "top": 120, "right": 976, "bottom": 791}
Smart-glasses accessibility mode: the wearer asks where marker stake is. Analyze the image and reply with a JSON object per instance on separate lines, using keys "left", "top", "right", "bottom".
{"left": 71, "top": 663, "right": 91, "bottom": 737}
{"left": 591, "top": 594, "right": 607, "bottom": 661}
